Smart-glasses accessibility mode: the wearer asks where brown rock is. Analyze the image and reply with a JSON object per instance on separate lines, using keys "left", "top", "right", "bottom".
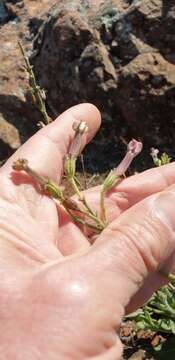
{"left": 0, "top": 116, "right": 20, "bottom": 160}
{"left": 128, "top": 349, "right": 148, "bottom": 360}
{"left": 5, "top": 0, "right": 24, "bottom": 20}
{"left": 117, "top": 52, "right": 175, "bottom": 145}
{"left": 0, "top": 0, "right": 56, "bottom": 162}
{"left": 1, "top": 0, "right": 175, "bottom": 172}
{"left": 30, "top": 0, "right": 175, "bottom": 172}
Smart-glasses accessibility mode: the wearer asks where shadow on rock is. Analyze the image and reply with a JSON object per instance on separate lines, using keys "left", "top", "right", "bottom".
{"left": 0, "top": 94, "right": 41, "bottom": 161}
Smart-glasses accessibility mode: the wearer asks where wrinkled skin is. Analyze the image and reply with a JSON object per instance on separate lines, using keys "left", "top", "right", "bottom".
{"left": 1, "top": 104, "right": 175, "bottom": 359}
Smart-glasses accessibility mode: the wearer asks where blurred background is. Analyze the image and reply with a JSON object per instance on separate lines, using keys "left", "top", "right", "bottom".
{"left": 0, "top": 0, "right": 175, "bottom": 173}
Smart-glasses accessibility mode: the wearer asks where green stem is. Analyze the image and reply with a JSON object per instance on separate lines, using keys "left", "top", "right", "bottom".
{"left": 46, "top": 180, "right": 101, "bottom": 232}
{"left": 100, "top": 189, "right": 107, "bottom": 224}
{"left": 80, "top": 154, "right": 87, "bottom": 189}
{"left": 70, "top": 176, "right": 82, "bottom": 199}
{"left": 65, "top": 207, "right": 101, "bottom": 233}
{"left": 70, "top": 177, "right": 105, "bottom": 231}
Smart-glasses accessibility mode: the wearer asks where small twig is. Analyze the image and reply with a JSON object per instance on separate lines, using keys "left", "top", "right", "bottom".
{"left": 18, "top": 42, "right": 52, "bottom": 125}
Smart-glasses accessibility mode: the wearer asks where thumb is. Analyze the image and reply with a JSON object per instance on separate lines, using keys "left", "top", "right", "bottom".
{"left": 90, "top": 189, "right": 175, "bottom": 311}
{"left": 1, "top": 103, "right": 101, "bottom": 182}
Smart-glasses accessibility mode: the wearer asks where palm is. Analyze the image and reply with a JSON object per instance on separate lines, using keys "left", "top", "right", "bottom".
{"left": 0, "top": 161, "right": 124, "bottom": 358}
{"left": 0, "top": 104, "right": 121, "bottom": 358}
{"left": 1, "top": 104, "right": 175, "bottom": 359}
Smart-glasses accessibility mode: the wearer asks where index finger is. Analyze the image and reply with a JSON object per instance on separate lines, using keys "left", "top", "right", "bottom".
{"left": 79, "top": 162, "right": 175, "bottom": 223}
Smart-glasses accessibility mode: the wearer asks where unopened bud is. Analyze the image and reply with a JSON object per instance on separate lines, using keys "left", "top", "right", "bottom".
{"left": 12, "top": 159, "right": 28, "bottom": 171}
{"left": 150, "top": 147, "right": 161, "bottom": 167}
{"left": 46, "top": 180, "right": 63, "bottom": 200}
{"left": 103, "top": 170, "right": 119, "bottom": 192}
{"left": 64, "top": 157, "right": 76, "bottom": 178}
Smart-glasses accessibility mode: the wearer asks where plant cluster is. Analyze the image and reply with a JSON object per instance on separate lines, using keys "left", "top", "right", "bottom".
{"left": 12, "top": 123, "right": 142, "bottom": 234}
{"left": 129, "top": 282, "right": 175, "bottom": 336}
{"left": 14, "top": 43, "right": 175, "bottom": 337}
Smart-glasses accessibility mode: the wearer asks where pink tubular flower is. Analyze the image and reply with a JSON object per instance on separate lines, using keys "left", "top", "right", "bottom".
{"left": 69, "top": 121, "right": 88, "bottom": 158}
{"left": 115, "top": 139, "right": 143, "bottom": 176}
{"left": 150, "top": 147, "right": 159, "bottom": 159}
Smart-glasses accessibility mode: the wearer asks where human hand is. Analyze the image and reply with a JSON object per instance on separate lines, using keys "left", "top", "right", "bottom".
{"left": 1, "top": 103, "right": 175, "bottom": 359}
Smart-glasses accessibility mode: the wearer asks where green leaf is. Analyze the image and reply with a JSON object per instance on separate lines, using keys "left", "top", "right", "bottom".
{"left": 160, "top": 153, "right": 171, "bottom": 165}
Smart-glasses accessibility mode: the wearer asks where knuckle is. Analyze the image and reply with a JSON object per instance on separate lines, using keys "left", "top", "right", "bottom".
{"left": 106, "top": 209, "right": 170, "bottom": 280}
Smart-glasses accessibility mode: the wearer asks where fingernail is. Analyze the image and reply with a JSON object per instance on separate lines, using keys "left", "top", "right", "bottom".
{"left": 155, "top": 192, "right": 175, "bottom": 232}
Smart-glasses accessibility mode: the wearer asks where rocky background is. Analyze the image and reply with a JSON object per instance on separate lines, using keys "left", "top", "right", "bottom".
{"left": 0, "top": 0, "right": 175, "bottom": 173}
{"left": 0, "top": 2, "right": 175, "bottom": 359}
